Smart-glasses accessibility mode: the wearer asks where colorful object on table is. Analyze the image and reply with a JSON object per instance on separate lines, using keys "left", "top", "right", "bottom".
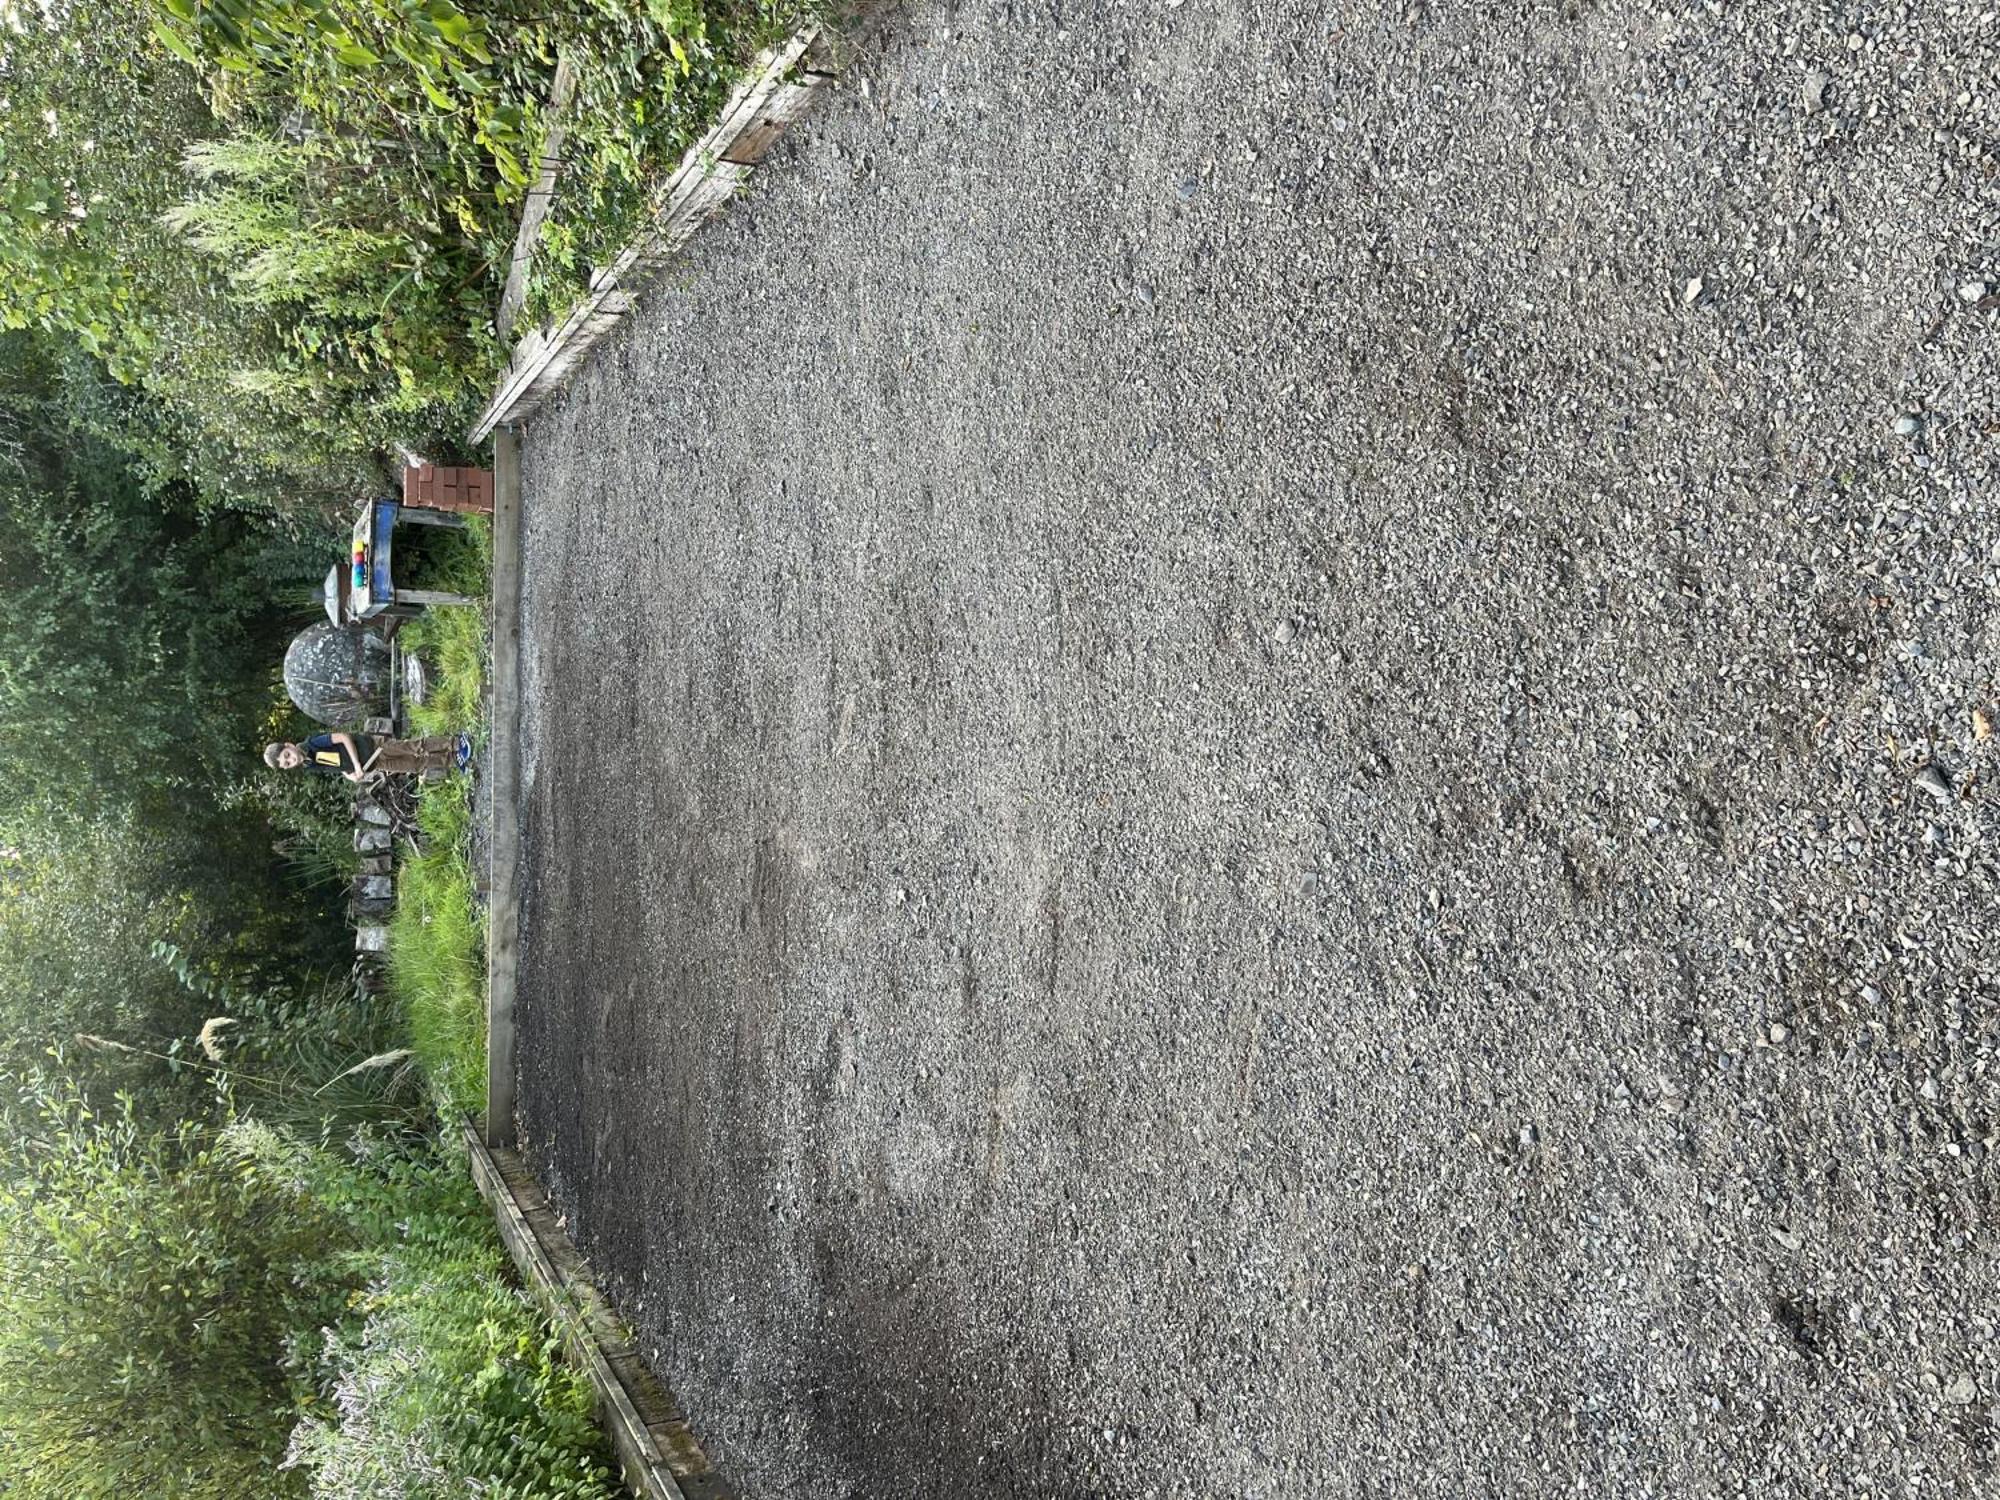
{"left": 331, "top": 494, "right": 476, "bottom": 625}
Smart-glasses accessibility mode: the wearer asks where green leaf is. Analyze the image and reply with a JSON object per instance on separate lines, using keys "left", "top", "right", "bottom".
{"left": 151, "top": 20, "right": 203, "bottom": 65}
{"left": 334, "top": 42, "right": 381, "bottom": 67}
{"left": 428, "top": 5, "right": 472, "bottom": 46}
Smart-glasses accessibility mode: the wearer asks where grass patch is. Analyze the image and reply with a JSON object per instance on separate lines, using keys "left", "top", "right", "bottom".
{"left": 398, "top": 516, "right": 491, "bottom": 739}
{"left": 389, "top": 520, "right": 491, "bottom": 1121}
{"left": 392, "top": 770, "right": 487, "bottom": 1122}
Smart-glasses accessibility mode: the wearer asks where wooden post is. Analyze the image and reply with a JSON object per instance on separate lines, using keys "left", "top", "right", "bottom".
{"left": 497, "top": 55, "right": 579, "bottom": 338}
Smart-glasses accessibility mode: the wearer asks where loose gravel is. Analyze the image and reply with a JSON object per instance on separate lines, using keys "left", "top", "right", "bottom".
{"left": 513, "top": 4, "right": 2000, "bottom": 1496}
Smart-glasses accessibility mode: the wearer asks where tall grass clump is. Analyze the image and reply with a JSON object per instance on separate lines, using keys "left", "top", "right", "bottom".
{"left": 399, "top": 516, "right": 490, "bottom": 739}
{"left": 391, "top": 776, "right": 487, "bottom": 1120}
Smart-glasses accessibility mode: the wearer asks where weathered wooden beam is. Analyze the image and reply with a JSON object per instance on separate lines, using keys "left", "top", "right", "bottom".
{"left": 484, "top": 427, "right": 523, "bottom": 1149}
{"left": 463, "top": 1124, "right": 734, "bottom": 1500}
{"left": 469, "top": 24, "right": 831, "bottom": 444}
{"left": 497, "top": 56, "right": 580, "bottom": 338}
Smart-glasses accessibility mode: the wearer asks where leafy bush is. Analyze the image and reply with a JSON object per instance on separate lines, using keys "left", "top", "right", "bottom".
{"left": 146, "top": 942, "right": 437, "bottom": 1148}
{"left": 286, "top": 1146, "right": 618, "bottom": 1500}
{"left": 0, "top": 1094, "right": 348, "bottom": 1499}
{"left": 1, "top": 0, "right": 816, "bottom": 507}
{"left": 0, "top": 814, "right": 210, "bottom": 1076}
{"left": 0, "top": 332, "right": 332, "bottom": 809}
{"left": 0, "top": 6, "right": 214, "bottom": 383}
{"left": 0, "top": 1085, "right": 614, "bottom": 1500}
{"left": 159, "top": 132, "right": 500, "bottom": 468}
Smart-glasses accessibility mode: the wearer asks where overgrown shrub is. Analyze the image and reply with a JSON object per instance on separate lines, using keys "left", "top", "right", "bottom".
{"left": 147, "top": 942, "right": 437, "bottom": 1148}
{"left": 0, "top": 335, "right": 332, "bottom": 807}
{"left": 0, "top": 815, "right": 211, "bottom": 1079}
{"left": 0, "top": 1085, "right": 614, "bottom": 1499}
{"left": 1, "top": 0, "right": 815, "bottom": 506}
{"left": 0, "top": 1094, "right": 348, "bottom": 1499}
{"left": 285, "top": 1146, "right": 618, "bottom": 1500}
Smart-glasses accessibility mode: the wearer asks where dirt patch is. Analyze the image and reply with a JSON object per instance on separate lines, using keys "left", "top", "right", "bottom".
{"left": 513, "top": 4, "right": 2000, "bottom": 1496}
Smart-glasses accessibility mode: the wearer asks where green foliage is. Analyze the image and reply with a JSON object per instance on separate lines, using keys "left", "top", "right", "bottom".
{"left": 232, "top": 750, "right": 365, "bottom": 895}
{"left": 1, "top": 0, "right": 815, "bottom": 504}
{"left": 0, "top": 1092, "right": 346, "bottom": 1499}
{"left": 0, "top": 332, "right": 350, "bottom": 1103}
{"left": 0, "top": 814, "right": 205, "bottom": 1082}
{"left": 391, "top": 777, "right": 487, "bottom": 1120}
{"left": 161, "top": 133, "right": 498, "bottom": 434}
{"left": 398, "top": 519, "right": 489, "bottom": 736}
{"left": 148, "top": 942, "right": 436, "bottom": 1146}
{"left": 0, "top": 0, "right": 463, "bottom": 503}
{"left": 0, "top": 332, "right": 330, "bottom": 810}
{"left": 0, "top": 4, "right": 212, "bottom": 379}
{"left": 288, "top": 1145, "right": 618, "bottom": 1499}
{"left": 157, "top": 0, "right": 531, "bottom": 183}
{"left": 0, "top": 1088, "right": 613, "bottom": 1500}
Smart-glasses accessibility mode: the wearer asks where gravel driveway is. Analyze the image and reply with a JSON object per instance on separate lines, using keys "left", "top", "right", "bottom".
{"left": 513, "top": 4, "right": 2000, "bottom": 1495}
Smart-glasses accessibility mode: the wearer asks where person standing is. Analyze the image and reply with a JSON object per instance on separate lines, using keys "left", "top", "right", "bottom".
{"left": 264, "top": 730, "right": 466, "bottom": 782}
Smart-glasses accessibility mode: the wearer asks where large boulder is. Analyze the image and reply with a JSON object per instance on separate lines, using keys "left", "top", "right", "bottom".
{"left": 282, "top": 622, "right": 390, "bottom": 726}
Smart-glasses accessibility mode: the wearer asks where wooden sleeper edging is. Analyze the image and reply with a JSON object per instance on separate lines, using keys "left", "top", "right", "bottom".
{"left": 469, "top": 24, "right": 838, "bottom": 444}
{"left": 463, "top": 1122, "right": 733, "bottom": 1500}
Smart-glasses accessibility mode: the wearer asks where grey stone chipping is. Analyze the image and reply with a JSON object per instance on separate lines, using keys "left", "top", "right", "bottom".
{"left": 511, "top": 3, "right": 2000, "bottom": 1497}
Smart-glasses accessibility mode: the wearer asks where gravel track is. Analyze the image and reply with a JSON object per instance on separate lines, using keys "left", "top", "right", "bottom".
{"left": 514, "top": 4, "right": 2000, "bottom": 1496}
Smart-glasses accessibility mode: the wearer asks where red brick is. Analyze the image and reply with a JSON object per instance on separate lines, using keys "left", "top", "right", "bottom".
{"left": 401, "top": 463, "right": 495, "bottom": 515}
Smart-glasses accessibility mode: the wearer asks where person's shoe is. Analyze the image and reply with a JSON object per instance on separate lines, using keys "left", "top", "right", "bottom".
{"left": 454, "top": 733, "right": 474, "bottom": 772}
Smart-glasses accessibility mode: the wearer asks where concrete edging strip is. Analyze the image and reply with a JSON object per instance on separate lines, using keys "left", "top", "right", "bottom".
{"left": 469, "top": 25, "right": 835, "bottom": 445}
{"left": 464, "top": 1122, "right": 733, "bottom": 1500}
